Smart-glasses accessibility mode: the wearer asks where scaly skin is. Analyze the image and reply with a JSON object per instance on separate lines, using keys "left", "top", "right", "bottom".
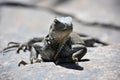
{"left": 1, "top": 17, "right": 87, "bottom": 66}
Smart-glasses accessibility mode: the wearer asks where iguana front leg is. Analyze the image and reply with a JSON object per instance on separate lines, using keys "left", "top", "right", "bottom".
{"left": 72, "top": 44, "right": 87, "bottom": 63}
{"left": 17, "top": 37, "right": 43, "bottom": 53}
{"left": 1, "top": 37, "right": 43, "bottom": 53}
{"left": 55, "top": 44, "right": 87, "bottom": 64}
{"left": 1, "top": 38, "right": 43, "bottom": 66}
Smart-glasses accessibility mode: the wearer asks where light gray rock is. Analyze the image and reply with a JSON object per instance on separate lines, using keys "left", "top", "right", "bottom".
{"left": 37, "top": 0, "right": 120, "bottom": 27}
{"left": 0, "top": 45, "right": 120, "bottom": 80}
{"left": 0, "top": 6, "right": 120, "bottom": 46}
{"left": 0, "top": 6, "right": 56, "bottom": 48}
{"left": 1, "top": 0, "right": 120, "bottom": 26}
{"left": 73, "top": 21, "right": 120, "bottom": 44}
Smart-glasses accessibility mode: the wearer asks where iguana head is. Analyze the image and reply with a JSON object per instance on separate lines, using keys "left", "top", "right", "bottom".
{"left": 50, "top": 17, "right": 73, "bottom": 32}
{"left": 49, "top": 17, "right": 73, "bottom": 42}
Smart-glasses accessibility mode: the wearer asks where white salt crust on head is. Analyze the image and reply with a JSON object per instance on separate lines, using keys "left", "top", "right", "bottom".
{"left": 56, "top": 17, "right": 72, "bottom": 26}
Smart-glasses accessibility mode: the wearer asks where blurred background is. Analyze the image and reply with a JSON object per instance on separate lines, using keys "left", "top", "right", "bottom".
{"left": 0, "top": 0, "right": 120, "bottom": 48}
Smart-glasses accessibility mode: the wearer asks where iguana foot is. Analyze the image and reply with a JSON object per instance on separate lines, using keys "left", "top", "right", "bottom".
{"left": 30, "top": 59, "right": 42, "bottom": 64}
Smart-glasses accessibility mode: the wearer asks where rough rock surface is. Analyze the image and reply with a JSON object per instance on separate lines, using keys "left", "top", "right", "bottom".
{"left": 0, "top": 45, "right": 120, "bottom": 80}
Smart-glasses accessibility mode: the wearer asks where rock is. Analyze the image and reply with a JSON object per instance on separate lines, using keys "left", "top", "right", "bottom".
{"left": 1, "top": 0, "right": 120, "bottom": 27}
{"left": 0, "top": 45, "right": 120, "bottom": 80}
{"left": 73, "top": 21, "right": 120, "bottom": 44}
{"left": 0, "top": 6, "right": 56, "bottom": 48}
{"left": 0, "top": 2, "right": 120, "bottom": 80}
{"left": 37, "top": 0, "right": 120, "bottom": 27}
{"left": 0, "top": 6, "right": 120, "bottom": 45}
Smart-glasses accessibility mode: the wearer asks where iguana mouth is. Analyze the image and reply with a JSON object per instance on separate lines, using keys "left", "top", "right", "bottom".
{"left": 61, "top": 24, "right": 73, "bottom": 31}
